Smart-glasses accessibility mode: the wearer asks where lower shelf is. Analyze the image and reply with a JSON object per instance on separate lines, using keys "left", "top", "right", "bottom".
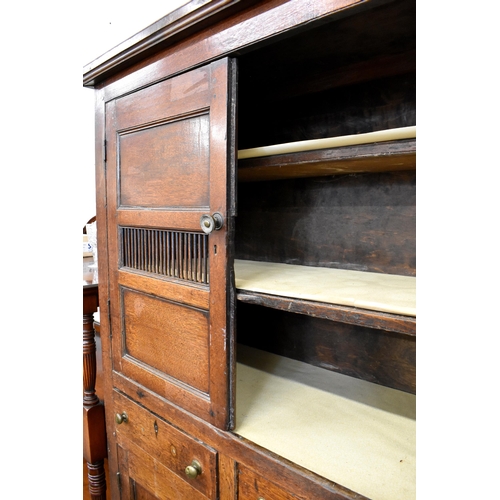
{"left": 234, "top": 345, "right": 416, "bottom": 500}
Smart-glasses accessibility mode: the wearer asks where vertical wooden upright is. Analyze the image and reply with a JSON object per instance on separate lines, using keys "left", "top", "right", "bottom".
{"left": 83, "top": 282, "right": 107, "bottom": 499}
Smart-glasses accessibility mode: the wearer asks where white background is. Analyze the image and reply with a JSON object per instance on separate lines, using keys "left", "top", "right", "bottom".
{"left": 80, "top": 0, "right": 189, "bottom": 223}
{"left": 2, "top": 1, "right": 189, "bottom": 495}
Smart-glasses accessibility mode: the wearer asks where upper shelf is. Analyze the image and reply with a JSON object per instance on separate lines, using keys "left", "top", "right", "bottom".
{"left": 238, "top": 126, "right": 416, "bottom": 182}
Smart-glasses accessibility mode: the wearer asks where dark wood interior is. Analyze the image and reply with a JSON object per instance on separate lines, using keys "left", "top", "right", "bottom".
{"left": 233, "top": 0, "right": 416, "bottom": 399}
{"left": 236, "top": 170, "right": 416, "bottom": 276}
{"left": 237, "top": 0, "right": 416, "bottom": 148}
{"left": 237, "top": 302, "right": 416, "bottom": 394}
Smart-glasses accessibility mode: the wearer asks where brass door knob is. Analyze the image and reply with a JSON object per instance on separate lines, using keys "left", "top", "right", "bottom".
{"left": 115, "top": 412, "right": 128, "bottom": 425}
{"left": 200, "top": 213, "right": 223, "bottom": 234}
{"left": 185, "top": 460, "right": 202, "bottom": 479}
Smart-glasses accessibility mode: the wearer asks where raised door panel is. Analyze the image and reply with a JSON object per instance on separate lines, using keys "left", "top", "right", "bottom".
{"left": 118, "top": 114, "right": 210, "bottom": 208}
{"left": 105, "top": 58, "right": 237, "bottom": 430}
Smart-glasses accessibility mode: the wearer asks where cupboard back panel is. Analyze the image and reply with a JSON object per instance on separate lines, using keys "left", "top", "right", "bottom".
{"left": 238, "top": 73, "right": 415, "bottom": 149}
{"left": 237, "top": 0, "right": 415, "bottom": 149}
{"left": 235, "top": 171, "right": 416, "bottom": 276}
{"left": 237, "top": 302, "right": 416, "bottom": 394}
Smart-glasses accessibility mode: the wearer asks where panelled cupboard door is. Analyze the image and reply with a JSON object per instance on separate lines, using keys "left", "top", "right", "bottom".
{"left": 105, "top": 58, "right": 237, "bottom": 430}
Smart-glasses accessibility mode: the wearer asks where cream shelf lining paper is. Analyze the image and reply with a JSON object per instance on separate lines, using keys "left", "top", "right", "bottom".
{"left": 237, "top": 125, "right": 416, "bottom": 159}
{"left": 234, "top": 259, "right": 416, "bottom": 317}
{"left": 235, "top": 346, "right": 416, "bottom": 500}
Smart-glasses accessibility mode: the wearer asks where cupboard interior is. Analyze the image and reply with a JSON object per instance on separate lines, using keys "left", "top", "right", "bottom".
{"left": 231, "top": 1, "right": 416, "bottom": 497}
{"left": 237, "top": 0, "right": 416, "bottom": 149}
{"left": 234, "top": 345, "right": 416, "bottom": 500}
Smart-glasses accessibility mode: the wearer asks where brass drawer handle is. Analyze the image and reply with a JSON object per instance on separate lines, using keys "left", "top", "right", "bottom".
{"left": 185, "top": 460, "right": 202, "bottom": 479}
{"left": 115, "top": 412, "right": 128, "bottom": 425}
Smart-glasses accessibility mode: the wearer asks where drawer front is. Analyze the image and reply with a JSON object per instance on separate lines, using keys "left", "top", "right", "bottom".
{"left": 113, "top": 390, "right": 217, "bottom": 499}
{"left": 117, "top": 442, "right": 209, "bottom": 500}
{"left": 237, "top": 464, "right": 302, "bottom": 500}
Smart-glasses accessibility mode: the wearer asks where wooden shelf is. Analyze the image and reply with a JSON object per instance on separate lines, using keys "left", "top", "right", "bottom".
{"left": 236, "top": 290, "right": 415, "bottom": 336}
{"left": 237, "top": 128, "right": 416, "bottom": 182}
{"left": 235, "top": 345, "right": 416, "bottom": 500}
{"left": 234, "top": 260, "right": 416, "bottom": 328}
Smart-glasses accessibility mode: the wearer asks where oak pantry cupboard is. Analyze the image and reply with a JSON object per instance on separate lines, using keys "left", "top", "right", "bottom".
{"left": 83, "top": 0, "right": 416, "bottom": 498}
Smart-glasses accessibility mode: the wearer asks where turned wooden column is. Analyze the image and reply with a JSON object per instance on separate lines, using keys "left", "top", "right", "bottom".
{"left": 83, "top": 310, "right": 100, "bottom": 406}
{"left": 83, "top": 260, "right": 107, "bottom": 500}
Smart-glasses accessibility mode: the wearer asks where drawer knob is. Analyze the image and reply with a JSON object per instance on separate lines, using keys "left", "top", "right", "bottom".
{"left": 115, "top": 412, "right": 128, "bottom": 425}
{"left": 185, "top": 460, "right": 202, "bottom": 479}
